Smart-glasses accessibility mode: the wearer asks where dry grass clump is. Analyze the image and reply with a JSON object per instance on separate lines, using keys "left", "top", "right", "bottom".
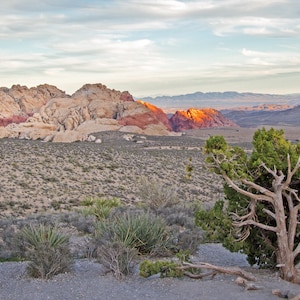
{"left": 137, "top": 176, "right": 178, "bottom": 209}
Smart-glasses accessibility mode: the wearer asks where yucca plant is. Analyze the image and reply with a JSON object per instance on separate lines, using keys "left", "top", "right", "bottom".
{"left": 81, "top": 197, "right": 121, "bottom": 220}
{"left": 95, "top": 212, "right": 169, "bottom": 255}
{"left": 22, "top": 224, "right": 73, "bottom": 279}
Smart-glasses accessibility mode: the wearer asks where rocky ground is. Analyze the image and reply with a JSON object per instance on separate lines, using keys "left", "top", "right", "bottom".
{"left": 0, "top": 126, "right": 299, "bottom": 299}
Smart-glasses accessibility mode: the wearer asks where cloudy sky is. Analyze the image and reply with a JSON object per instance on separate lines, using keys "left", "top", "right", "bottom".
{"left": 1, "top": 0, "right": 300, "bottom": 97}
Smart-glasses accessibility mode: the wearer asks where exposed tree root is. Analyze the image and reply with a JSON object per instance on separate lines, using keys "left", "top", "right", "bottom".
{"left": 178, "top": 262, "right": 256, "bottom": 281}
{"left": 235, "top": 276, "right": 262, "bottom": 290}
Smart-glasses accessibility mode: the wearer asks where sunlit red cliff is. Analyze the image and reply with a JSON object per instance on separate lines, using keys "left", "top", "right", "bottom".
{"left": 169, "top": 108, "right": 238, "bottom": 132}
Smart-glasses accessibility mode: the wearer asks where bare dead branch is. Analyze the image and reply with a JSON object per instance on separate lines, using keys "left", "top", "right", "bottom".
{"left": 283, "top": 155, "right": 300, "bottom": 189}
{"left": 222, "top": 174, "right": 274, "bottom": 203}
{"left": 262, "top": 208, "right": 276, "bottom": 220}
{"left": 241, "top": 179, "right": 275, "bottom": 200}
{"left": 233, "top": 219, "right": 277, "bottom": 233}
{"left": 183, "top": 270, "right": 218, "bottom": 279}
{"left": 288, "top": 205, "right": 299, "bottom": 251}
{"left": 285, "top": 188, "right": 300, "bottom": 203}
{"left": 230, "top": 199, "right": 257, "bottom": 222}
{"left": 233, "top": 226, "right": 251, "bottom": 242}
{"left": 178, "top": 262, "right": 256, "bottom": 281}
{"left": 293, "top": 242, "right": 300, "bottom": 259}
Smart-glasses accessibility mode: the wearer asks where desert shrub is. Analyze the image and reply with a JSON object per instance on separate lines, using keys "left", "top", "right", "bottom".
{"left": 169, "top": 225, "right": 204, "bottom": 254}
{"left": 21, "top": 224, "right": 73, "bottom": 279}
{"left": 138, "top": 176, "right": 178, "bottom": 209}
{"left": 81, "top": 197, "right": 121, "bottom": 220}
{"left": 96, "top": 241, "right": 137, "bottom": 280}
{"left": 94, "top": 211, "right": 169, "bottom": 255}
{"left": 59, "top": 212, "right": 96, "bottom": 234}
{"left": 139, "top": 260, "right": 183, "bottom": 278}
{"left": 156, "top": 205, "right": 204, "bottom": 254}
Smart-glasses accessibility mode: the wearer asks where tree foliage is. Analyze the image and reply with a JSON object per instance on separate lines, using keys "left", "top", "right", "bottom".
{"left": 198, "top": 128, "right": 300, "bottom": 283}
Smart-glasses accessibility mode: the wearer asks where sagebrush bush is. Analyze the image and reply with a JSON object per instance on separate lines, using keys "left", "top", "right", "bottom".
{"left": 156, "top": 205, "right": 204, "bottom": 254}
{"left": 138, "top": 176, "right": 178, "bottom": 209}
{"left": 96, "top": 241, "right": 137, "bottom": 280}
{"left": 22, "top": 224, "right": 73, "bottom": 279}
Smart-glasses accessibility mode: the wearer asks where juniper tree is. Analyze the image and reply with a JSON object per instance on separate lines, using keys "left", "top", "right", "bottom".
{"left": 202, "top": 128, "right": 300, "bottom": 283}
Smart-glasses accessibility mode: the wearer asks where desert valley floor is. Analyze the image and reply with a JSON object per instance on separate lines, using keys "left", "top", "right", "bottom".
{"left": 0, "top": 126, "right": 300, "bottom": 299}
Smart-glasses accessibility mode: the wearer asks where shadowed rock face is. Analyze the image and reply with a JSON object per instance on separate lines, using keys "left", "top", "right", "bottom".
{"left": 169, "top": 108, "right": 238, "bottom": 132}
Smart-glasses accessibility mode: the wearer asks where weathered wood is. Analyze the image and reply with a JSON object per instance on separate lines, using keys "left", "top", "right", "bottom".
{"left": 235, "top": 277, "right": 262, "bottom": 290}
{"left": 178, "top": 262, "right": 256, "bottom": 281}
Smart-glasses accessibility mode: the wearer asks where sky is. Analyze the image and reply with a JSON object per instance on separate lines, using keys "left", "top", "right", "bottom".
{"left": 1, "top": 0, "right": 300, "bottom": 97}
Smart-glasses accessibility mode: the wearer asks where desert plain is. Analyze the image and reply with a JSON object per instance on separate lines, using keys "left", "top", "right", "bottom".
{"left": 0, "top": 125, "right": 300, "bottom": 299}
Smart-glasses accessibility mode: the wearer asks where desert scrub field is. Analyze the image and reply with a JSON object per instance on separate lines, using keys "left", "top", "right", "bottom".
{"left": 0, "top": 131, "right": 223, "bottom": 267}
{"left": 0, "top": 131, "right": 223, "bottom": 219}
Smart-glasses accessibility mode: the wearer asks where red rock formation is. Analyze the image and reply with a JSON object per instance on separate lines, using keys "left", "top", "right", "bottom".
{"left": 170, "top": 108, "right": 237, "bottom": 132}
{"left": 0, "top": 115, "right": 29, "bottom": 127}
{"left": 0, "top": 84, "right": 68, "bottom": 126}
{"left": 135, "top": 100, "right": 172, "bottom": 130}
{"left": 0, "top": 83, "right": 239, "bottom": 141}
{"left": 0, "top": 83, "right": 175, "bottom": 141}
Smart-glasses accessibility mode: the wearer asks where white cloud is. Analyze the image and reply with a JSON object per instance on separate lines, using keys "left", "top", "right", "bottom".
{"left": 0, "top": 0, "right": 300, "bottom": 95}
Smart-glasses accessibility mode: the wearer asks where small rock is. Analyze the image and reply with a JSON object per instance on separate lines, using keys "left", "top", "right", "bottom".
{"left": 87, "top": 135, "right": 96, "bottom": 142}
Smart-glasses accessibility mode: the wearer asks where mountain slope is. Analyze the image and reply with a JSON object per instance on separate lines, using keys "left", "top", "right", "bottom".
{"left": 222, "top": 105, "right": 300, "bottom": 127}
{"left": 140, "top": 92, "right": 300, "bottom": 111}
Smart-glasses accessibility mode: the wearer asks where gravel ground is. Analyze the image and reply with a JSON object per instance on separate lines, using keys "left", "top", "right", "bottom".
{"left": 1, "top": 244, "right": 299, "bottom": 300}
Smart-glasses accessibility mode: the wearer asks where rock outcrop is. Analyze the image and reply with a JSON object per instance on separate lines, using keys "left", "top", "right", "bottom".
{"left": 0, "top": 83, "right": 175, "bottom": 142}
{"left": 0, "top": 83, "right": 239, "bottom": 142}
{"left": 0, "top": 84, "right": 68, "bottom": 119}
{"left": 169, "top": 108, "right": 237, "bottom": 132}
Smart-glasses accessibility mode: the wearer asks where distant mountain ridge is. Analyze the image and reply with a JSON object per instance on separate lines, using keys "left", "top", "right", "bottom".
{"left": 139, "top": 91, "right": 300, "bottom": 112}
{"left": 222, "top": 105, "right": 300, "bottom": 127}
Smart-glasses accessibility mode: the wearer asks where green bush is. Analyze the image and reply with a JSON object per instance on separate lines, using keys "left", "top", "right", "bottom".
{"left": 139, "top": 260, "right": 183, "bottom": 278}
{"left": 22, "top": 224, "right": 73, "bottom": 279}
